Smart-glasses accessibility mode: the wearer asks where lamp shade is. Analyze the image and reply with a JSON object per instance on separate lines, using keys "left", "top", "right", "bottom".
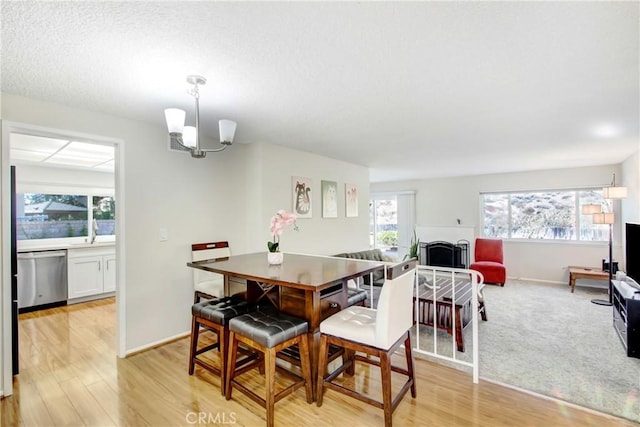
{"left": 603, "top": 186, "right": 627, "bottom": 199}
{"left": 582, "top": 204, "right": 602, "bottom": 215}
{"left": 592, "top": 212, "right": 614, "bottom": 225}
{"left": 219, "top": 120, "right": 237, "bottom": 144}
{"left": 164, "top": 108, "right": 186, "bottom": 134}
{"left": 182, "top": 126, "right": 197, "bottom": 148}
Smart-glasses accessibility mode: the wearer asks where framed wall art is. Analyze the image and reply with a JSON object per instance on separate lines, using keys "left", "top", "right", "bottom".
{"left": 321, "top": 180, "right": 338, "bottom": 218}
{"left": 345, "top": 183, "right": 358, "bottom": 217}
{"left": 292, "top": 176, "right": 312, "bottom": 218}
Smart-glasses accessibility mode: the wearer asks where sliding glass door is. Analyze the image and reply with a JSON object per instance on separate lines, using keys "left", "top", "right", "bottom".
{"left": 370, "top": 192, "right": 415, "bottom": 261}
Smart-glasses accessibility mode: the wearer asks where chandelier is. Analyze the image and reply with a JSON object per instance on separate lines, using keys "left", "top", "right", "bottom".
{"left": 164, "top": 75, "right": 237, "bottom": 159}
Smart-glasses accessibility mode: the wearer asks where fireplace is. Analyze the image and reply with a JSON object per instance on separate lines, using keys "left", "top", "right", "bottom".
{"left": 419, "top": 240, "right": 469, "bottom": 269}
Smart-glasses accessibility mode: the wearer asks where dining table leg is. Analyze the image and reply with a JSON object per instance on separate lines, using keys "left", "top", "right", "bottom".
{"left": 307, "top": 290, "right": 322, "bottom": 401}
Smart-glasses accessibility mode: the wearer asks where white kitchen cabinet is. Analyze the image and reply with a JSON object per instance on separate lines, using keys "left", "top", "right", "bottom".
{"left": 103, "top": 254, "right": 116, "bottom": 292}
{"left": 67, "top": 246, "right": 116, "bottom": 301}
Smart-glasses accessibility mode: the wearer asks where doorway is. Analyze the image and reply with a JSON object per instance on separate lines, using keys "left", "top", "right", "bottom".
{"left": 370, "top": 191, "right": 416, "bottom": 261}
{"left": 1, "top": 121, "right": 126, "bottom": 396}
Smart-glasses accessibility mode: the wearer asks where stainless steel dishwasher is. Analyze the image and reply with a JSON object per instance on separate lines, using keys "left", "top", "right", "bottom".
{"left": 17, "top": 250, "right": 67, "bottom": 310}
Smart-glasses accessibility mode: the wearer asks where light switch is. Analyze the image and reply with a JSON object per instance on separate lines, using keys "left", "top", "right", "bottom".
{"left": 159, "top": 228, "right": 169, "bottom": 242}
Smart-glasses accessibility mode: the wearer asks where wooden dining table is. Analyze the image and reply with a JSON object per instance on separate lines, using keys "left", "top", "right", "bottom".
{"left": 187, "top": 251, "right": 386, "bottom": 399}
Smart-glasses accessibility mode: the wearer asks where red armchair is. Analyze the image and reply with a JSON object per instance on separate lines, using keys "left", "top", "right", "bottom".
{"left": 470, "top": 238, "right": 506, "bottom": 286}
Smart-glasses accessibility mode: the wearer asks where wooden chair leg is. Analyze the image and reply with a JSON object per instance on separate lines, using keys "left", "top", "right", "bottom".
{"left": 316, "top": 334, "right": 329, "bottom": 407}
{"left": 225, "top": 331, "right": 239, "bottom": 401}
{"left": 344, "top": 348, "right": 356, "bottom": 376}
{"left": 380, "top": 350, "right": 393, "bottom": 427}
{"left": 298, "top": 334, "right": 313, "bottom": 404}
{"left": 404, "top": 332, "right": 416, "bottom": 398}
{"left": 188, "top": 316, "right": 200, "bottom": 375}
{"left": 265, "top": 348, "right": 276, "bottom": 427}
{"left": 218, "top": 327, "right": 227, "bottom": 396}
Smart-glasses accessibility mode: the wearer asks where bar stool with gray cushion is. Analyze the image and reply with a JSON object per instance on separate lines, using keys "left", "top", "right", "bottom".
{"left": 225, "top": 308, "right": 313, "bottom": 427}
{"left": 277, "top": 279, "right": 365, "bottom": 370}
{"left": 189, "top": 296, "right": 256, "bottom": 395}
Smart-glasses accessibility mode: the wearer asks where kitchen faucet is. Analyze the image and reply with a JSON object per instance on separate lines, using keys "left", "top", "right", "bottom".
{"left": 91, "top": 219, "right": 98, "bottom": 244}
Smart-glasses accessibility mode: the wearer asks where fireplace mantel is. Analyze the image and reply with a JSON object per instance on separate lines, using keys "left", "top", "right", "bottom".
{"left": 415, "top": 225, "right": 476, "bottom": 267}
{"left": 415, "top": 225, "right": 475, "bottom": 244}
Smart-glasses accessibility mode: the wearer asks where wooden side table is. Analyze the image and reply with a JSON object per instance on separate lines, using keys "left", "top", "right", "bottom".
{"left": 568, "top": 266, "right": 609, "bottom": 293}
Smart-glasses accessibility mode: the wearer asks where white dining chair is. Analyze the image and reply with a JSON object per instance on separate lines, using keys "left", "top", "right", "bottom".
{"left": 316, "top": 259, "right": 417, "bottom": 427}
{"left": 191, "top": 241, "right": 230, "bottom": 303}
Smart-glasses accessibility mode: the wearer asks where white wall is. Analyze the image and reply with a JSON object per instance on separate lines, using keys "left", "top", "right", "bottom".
{"left": 0, "top": 94, "right": 245, "bottom": 355}
{"left": 621, "top": 150, "right": 640, "bottom": 224}
{"left": 245, "top": 142, "right": 370, "bottom": 255}
{"left": 372, "top": 164, "right": 639, "bottom": 283}
{"left": 0, "top": 93, "right": 369, "bottom": 395}
{"left": 621, "top": 150, "right": 640, "bottom": 271}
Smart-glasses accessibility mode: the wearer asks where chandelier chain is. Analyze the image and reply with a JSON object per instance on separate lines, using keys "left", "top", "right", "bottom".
{"left": 187, "top": 84, "right": 200, "bottom": 99}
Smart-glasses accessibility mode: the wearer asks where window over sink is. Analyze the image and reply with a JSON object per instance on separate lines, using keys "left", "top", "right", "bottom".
{"left": 16, "top": 193, "right": 115, "bottom": 242}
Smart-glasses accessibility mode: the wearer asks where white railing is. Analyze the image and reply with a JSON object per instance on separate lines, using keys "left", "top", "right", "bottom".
{"left": 362, "top": 262, "right": 482, "bottom": 383}
{"left": 412, "top": 265, "right": 483, "bottom": 383}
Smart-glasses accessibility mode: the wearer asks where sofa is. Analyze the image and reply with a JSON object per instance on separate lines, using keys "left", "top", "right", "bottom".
{"left": 333, "top": 249, "right": 395, "bottom": 307}
{"left": 333, "top": 249, "right": 395, "bottom": 285}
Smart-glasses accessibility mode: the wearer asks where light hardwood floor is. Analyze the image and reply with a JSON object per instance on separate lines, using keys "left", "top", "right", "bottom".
{"left": 1, "top": 299, "right": 637, "bottom": 426}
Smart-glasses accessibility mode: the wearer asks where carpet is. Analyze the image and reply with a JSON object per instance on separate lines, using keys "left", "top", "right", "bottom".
{"left": 412, "top": 279, "right": 640, "bottom": 423}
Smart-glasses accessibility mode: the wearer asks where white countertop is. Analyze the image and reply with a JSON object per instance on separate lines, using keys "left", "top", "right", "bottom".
{"left": 18, "top": 241, "right": 116, "bottom": 252}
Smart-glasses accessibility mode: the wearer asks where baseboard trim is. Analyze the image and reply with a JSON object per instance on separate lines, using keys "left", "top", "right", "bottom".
{"left": 481, "top": 377, "right": 633, "bottom": 423}
{"left": 68, "top": 292, "right": 116, "bottom": 305}
{"left": 508, "top": 276, "right": 565, "bottom": 285}
{"left": 508, "top": 276, "right": 609, "bottom": 290}
{"left": 125, "top": 331, "right": 190, "bottom": 357}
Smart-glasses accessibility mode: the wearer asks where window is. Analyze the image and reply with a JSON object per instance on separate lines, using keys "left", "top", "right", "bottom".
{"left": 481, "top": 189, "right": 608, "bottom": 241}
{"left": 370, "top": 192, "right": 416, "bottom": 259}
{"left": 17, "top": 193, "right": 115, "bottom": 241}
{"left": 370, "top": 197, "right": 398, "bottom": 255}
{"left": 92, "top": 195, "right": 116, "bottom": 236}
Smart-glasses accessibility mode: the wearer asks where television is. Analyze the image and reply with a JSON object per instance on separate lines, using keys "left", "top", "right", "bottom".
{"left": 625, "top": 223, "right": 640, "bottom": 290}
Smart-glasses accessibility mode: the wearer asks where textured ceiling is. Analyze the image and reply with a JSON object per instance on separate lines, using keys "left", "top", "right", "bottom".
{"left": 2, "top": 1, "right": 638, "bottom": 182}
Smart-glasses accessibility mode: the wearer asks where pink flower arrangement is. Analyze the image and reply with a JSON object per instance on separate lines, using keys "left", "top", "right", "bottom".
{"left": 268, "top": 210, "right": 299, "bottom": 252}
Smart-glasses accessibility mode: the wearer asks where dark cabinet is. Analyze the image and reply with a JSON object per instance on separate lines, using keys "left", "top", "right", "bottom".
{"left": 612, "top": 280, "right": 640, "bottom": 359}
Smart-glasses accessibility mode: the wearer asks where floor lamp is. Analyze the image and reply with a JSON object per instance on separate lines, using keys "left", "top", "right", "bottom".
{"left": 591, "top": 212, "right": 615, "bottom": 306}
{"left": 589, "top": 173, "right": 627, "bottom": 306}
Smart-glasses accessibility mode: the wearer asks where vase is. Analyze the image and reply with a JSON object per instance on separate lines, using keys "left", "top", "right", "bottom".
{"left": 268, "top": 264, "right": 281, "bottom": 279}
{"left": 268, "top": 251, "right": 283, "bottom": 265}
